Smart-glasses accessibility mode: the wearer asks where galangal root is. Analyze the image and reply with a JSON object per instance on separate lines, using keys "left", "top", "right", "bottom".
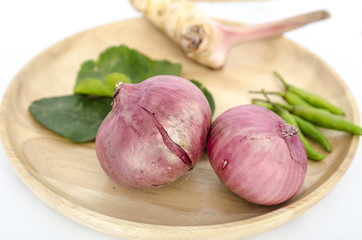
{"left": 130, "top": 0, "right": 330, "bottom": 69}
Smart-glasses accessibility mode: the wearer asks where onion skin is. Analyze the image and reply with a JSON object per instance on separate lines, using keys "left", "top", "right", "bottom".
{"left": 207, "top": 105, "right": 307, "bottom": 205}
{"left": 95, "top": 75, "right": 211, "bottom": 189}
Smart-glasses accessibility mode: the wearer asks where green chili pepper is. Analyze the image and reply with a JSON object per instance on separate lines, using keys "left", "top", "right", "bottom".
{"left": 259, "top": 92, "right": 325, "bottom": 161}
{"left": 251, "top": 98, "right": 273, "bottom": 109}
{"left": 274, "top": 71, "right": 345, "bottom": 115}
{"left": 252, "top": 98, "right": 332, "bottom": 153}
{"left": 293, "top": 126, "right": 325, "bottom": 161}
{"left": 289, "top": 105, "right": 362, "bottom": 135}
{"left": 291, "top": 114, "right": 332, "bottom": 152}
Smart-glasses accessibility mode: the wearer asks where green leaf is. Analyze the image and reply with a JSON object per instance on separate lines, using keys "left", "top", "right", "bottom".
{"left": 144, "top": 59, "right": 182, "bottom": 82}
{"left": 190, "top": 80, "right": 215, "bottom": 116}
{"left": 29, "top": 95, "right": 112, "bottom": 142}
{"left": 97, "top": 45, "right": 150, "bottom": 83}
{"left": 74, "top": 45, "right": 182, "bottom": 94}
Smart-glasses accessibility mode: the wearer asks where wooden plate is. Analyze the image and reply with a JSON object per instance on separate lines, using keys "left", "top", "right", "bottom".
{"left": 0, "top": 18, "right": 359, "bottom": 240}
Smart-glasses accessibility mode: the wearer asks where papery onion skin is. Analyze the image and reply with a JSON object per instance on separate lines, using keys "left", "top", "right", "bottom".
{"left": 207, "top": 105, "right": 308, "bottom": 206}
{"left": 95, "top": 75, "right": 211, "bottom": 189}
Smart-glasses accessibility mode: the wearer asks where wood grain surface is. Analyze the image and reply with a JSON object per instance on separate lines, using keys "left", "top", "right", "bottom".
{"left": 0, "top": 18, "right": 359, "bottom": 240}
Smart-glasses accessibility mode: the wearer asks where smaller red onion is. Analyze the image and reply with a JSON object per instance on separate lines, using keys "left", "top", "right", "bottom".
{"left": 207, "top": 105, "right": 308, "bottom": 205}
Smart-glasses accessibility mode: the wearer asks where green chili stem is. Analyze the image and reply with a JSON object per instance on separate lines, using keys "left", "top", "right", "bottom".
{"left": 250, "top": 89, "right": 313, "bottom": 108}
{"left": 273, "top": 71, "right": 289, "bottom": 89}
{"left": 249, "top": 90, "right": 283, "bottom": 96}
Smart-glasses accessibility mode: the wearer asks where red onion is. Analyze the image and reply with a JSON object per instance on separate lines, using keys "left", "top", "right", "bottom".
{"left": 207, "top": 105, "right": 307, "bottom": 205}
{"left": 95, "top": 75, "right": 211, "bottom": 189}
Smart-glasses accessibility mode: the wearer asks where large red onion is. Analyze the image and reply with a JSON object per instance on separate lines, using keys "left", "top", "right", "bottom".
{"left": 96, "top": 75, "right": 211, "bottom": 189}
{"left": 207, "top": 105, "right": 307, "bottom": 205}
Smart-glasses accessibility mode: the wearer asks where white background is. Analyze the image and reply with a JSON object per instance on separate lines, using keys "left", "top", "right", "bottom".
{"left": 1, "top": 0, "right": 362, "bottom": 239}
